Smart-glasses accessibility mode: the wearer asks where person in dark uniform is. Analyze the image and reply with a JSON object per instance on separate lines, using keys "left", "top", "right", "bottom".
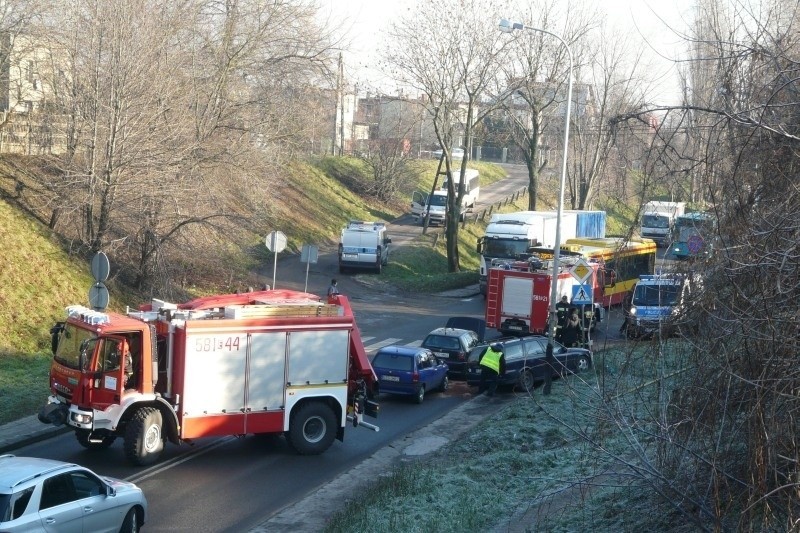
{"left": 555, "top": 295, "right": 571, "bottom": 342}
{"left": 619, "top": 289, "right": 634, "bottom": 335}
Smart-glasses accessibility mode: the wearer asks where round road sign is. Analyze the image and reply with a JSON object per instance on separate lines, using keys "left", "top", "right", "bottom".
{"left": 265, "top": 231, "right": 287, "bottom": 253}
{"left": 687, "top": 234, "right": 704, "bottom": 255}
{"left": 89, "top": 282, "right": 110, "bottom": 311}
{"left": 90, "top": 252, "right": 110, "bottom": 282}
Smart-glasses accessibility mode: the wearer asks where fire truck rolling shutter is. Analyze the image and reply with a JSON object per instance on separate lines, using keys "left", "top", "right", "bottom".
{"left": 248, "top": 332, "right": 290, "bottom": 410}
{"left": 502, "top": 277, "right": 534, "bottom": 318}
{"left": 182, "top": 333, "right": 248, "bottom": 417}
{"left": 287, "top": 330, "right": 349, "bottom": 385}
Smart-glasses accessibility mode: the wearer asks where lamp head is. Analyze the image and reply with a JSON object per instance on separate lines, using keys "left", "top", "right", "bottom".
{"left": 498, "top": 19, "right": 523, "bottom": 33}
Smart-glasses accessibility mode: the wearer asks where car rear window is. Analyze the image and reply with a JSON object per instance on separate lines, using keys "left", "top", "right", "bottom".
{"left": 423, "top": 335, "right": 461, "bottom": 350}
{"left": 372, "top": 353, "right": 414, "bottom": 371}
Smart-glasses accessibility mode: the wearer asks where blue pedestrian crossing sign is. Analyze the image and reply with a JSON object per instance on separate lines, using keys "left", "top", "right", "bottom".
{"left": 571, "top": 283, "right": 592, "bottom": 304}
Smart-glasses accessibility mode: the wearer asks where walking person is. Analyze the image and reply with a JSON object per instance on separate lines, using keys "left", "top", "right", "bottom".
{"left": 561, "top": 309, "right": 582, "bottom": 348}
{"left": 619, "top": 289, "right": 634, "bottom": 336}
{"left": 478, "top": 343, "right": 505, "bottom": 397}
{"left": 327, "top": 278, "right": 339, "bottom": 297}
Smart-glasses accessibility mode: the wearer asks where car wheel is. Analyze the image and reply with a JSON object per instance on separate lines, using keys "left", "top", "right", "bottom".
{"left": 124, "top": 407, "right": 165, "bottom": 466}
{"left": 518, "top": 369, "right": 535, "bottom": 393}
{"left": 415, "top": 385, "right": 425, "bottom": 404}
{"left": 120, "top": 508, "right": 140, "bottom": 533}
{"left": 439, "top": 375, "right": 449, "bottom": 392}
{"left": 576, "top": 355, "right": 591, "bottom": 373}
{"left": 286, "top": 402, "right": 337, "bottom": 455}
{"left": 75, "top": 429, "right": 116, "bottom": 450}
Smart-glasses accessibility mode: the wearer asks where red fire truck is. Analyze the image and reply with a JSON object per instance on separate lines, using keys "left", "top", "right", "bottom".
{"left": 38, "top": 289, "right": 380, "bottom": 465}
{"left": 485, "top": 237, "right": 657, "bottom": 338}
{"left": 485, "top": 259, "right": 604, "bottom": 338}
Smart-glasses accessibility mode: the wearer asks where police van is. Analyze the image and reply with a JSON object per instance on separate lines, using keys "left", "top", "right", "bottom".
{"left": 627, "top": 272, "right": 698, "bottom": 338}
{"left": 338, "top": 221, "right": 392, "bottom": 274}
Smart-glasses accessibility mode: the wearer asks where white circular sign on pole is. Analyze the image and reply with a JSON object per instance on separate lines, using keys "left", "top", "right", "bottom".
{"left": 89, "top": 282, "right": 110, "bottom": 311}
{"left": 90, "top": 251, "right": 110, "bottom": 282}
{"left": 265, "top": 231, "right": 287, "bottom": 253}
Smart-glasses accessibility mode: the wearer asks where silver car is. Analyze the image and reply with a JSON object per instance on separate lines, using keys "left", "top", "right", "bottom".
{"left": 0, "top": 454, "right": 147, "bottom": 532}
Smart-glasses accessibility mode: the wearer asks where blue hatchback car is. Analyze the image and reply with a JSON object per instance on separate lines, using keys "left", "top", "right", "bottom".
{"left": 371, "top": 345, "right": 449, "bottom": 404}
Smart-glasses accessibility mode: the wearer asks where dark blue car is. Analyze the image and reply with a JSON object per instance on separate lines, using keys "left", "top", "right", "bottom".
{"left": 465, "top": 336, "right": 592, "bottom": 393}
{"left": 371, "top": 345, "right": 449, "bottom": 404}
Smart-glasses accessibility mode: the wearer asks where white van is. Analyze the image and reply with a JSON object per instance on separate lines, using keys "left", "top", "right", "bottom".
{"left": 338, "top": 221, "right": 392, "bottom": 274}
{"left": 410, "top": 168, "right": 480, "bottom": 226}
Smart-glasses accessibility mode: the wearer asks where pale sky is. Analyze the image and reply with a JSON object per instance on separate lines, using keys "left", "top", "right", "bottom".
{"left": 322, "top": 0, "right": 695, "bottom": 104}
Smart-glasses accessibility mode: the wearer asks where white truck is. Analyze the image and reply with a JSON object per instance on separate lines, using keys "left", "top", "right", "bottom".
{"left": 410, "top": 168, "right": 479, "bottom": 226}
{"left": 338, "top": 220, "right": 392, "bottom": 274}
{"left": 477, "top": 210, "right": 607, "bottom": 296}
{"left": 640, "top": 201, "right": 686, "bottom": 246}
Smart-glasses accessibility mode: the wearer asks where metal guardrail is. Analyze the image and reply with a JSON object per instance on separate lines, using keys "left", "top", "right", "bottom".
{"left": 463, "top": 187, "right": 528, "bottom": 227}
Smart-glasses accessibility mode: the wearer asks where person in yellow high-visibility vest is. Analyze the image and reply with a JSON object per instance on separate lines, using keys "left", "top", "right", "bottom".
{"left": 478, "top": 343, "right": 505, "bottom": 397}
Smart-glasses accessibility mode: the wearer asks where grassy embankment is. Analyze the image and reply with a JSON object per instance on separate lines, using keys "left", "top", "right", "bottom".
{"left": 324, "top": 341, "right": 698, "bottom": 533}
{"left": 0, "top": 156, "right": 513, "bottom": 425}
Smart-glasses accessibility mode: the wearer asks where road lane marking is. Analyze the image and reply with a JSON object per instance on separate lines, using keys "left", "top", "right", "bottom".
{"left": 364, "top": 338, "right": 401, "bottom": 351}
{"left": 127, "top": 436, "right": 235, "bottom": 484}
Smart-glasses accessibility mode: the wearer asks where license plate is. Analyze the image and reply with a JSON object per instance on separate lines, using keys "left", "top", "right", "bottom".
{"left": 343, "top": 253, "right": 358, "bottom": 259}
{"left": 509, "top": 325, "right": 522, "bottom": 330}
{"left": 434, "top": 352, "right": 448, "bottom": 358}
{"left": 381, "top": 375, "right": 400, "bottom": 382}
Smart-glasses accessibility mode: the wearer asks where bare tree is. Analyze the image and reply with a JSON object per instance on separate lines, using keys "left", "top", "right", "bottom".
{"left": 494, "top": 0, "right": 595, "bottom": 211}
{"left": 21, "top": 0, "right": 341, "bottom": 292}
{"left": 384, "top": 0, "right": 507, "bottom": 272}
{"left": 606, "top": 0, "right": 800, "bottom": 528}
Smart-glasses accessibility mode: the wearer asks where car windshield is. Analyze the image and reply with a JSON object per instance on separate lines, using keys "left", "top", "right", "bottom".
{"left": 54, "top": 324, "right": 96, "bottom": 370}
{"left": 428, "top": 195, "right": 448, "bottom": 207}
{"left": 423, "top": 335, "right": 461, "bottom": 350}
{"left": 484, "top": 239, "right": 531, "bottom": 259}
{"left": 372, "top": 352, "right": 413, "bottom": 371}
{"left": 642, "top": 214, "right": 670, "bottom": 228}
{"left": 467, "top": 346, "right": 487, "bottom": 363}
{"left": 633, "top": 284, "right": 682, "bottom": 306}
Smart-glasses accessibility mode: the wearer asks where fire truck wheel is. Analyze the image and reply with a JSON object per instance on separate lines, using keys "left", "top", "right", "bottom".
{"left": 124, "top": 407, "right": 165, "bottom": 466}
{"left": 75, "top": 429, "right": 116, "bottom": 450}
{"left": 286, "top": 402, "right": 337, "bottom": 455}
{"left": 518, "top": 369, "right": 535, "bottom": 393}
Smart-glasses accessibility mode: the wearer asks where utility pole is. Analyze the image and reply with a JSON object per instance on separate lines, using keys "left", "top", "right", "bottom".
{"left": 332, "top": 52, "right": 342, "bottom": 156}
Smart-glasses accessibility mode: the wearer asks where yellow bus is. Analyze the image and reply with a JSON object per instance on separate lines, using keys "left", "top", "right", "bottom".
{"left": 561, "top": 237, "right": 657, "bottom": 306}
{"left": 530, "top": 237, "right": 657, "bottom": 307}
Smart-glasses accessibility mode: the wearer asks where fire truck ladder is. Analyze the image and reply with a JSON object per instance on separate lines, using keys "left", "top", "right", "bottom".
{"left": 485, "top": 271, "right": 500, "bottom": 327}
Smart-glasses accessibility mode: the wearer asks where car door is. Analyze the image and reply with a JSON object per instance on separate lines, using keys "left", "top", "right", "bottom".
{"left": 70, "top": 470, "right": 122, "bottom": 533}
{"left": 410, "top": 191, "right": 428, "bottom": 218}
{"left": 38, "top": 473, "right": 83, "bottom": 533}
{"left": 417, "top": 352, "right": 439, "bottom": 389}
{"left": 522, "top": 338, "right": 550, "bottom": 381}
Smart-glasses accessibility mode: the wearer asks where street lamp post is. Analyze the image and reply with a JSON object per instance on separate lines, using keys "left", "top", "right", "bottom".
{"left": 499, "top": 19, "right": 574, "bottom": 395}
